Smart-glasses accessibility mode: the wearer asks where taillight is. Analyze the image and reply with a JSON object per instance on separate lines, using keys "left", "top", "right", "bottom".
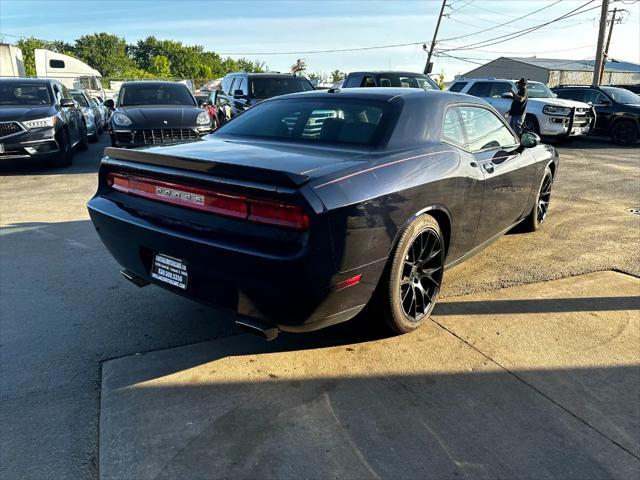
{"left": 107, "top": 172, "right": 309, "bottom": 230}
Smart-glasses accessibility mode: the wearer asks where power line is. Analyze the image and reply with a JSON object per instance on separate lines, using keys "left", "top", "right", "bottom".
{"left": 441, "top": 1, "right": 601, "bottom": 52}
{"left": 217, "top": 41, "right": 429, "bottom": 56}
{"left": 440, "top": 0, "right": 563, "bottom": 43}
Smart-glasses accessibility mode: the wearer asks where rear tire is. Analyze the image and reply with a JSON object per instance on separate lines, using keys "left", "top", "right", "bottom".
{"left": 610, "top": 120, "right": 638, "bottom": 146}
{"left": 522, "top": 166, "right": 553, "bottom": 232}
{"left": 374, "top": 214, "right": 444, "bottom": 334}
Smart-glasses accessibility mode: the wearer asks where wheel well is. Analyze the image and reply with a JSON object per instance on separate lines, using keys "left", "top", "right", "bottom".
{"left": 428, "top": 209, "right": 451, "bottom": 256}
{"left": 548, "top": 161, "right": 556, "bottom": 178}
{"left": 610, "top": 117, "right": 639, "bottom": 131}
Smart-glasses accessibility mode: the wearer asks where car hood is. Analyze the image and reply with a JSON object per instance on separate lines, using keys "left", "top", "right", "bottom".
{"left": 0, "top": 105, "right": 57, "bottom": 122}
{"left": 104, "top": 136, "right": 370, "bottom": 186}
{"left": 117, "top": 106, "right": 203, "bottom": 127}
{"left": 529, "top": 97, "right": 591, "bottom": 109}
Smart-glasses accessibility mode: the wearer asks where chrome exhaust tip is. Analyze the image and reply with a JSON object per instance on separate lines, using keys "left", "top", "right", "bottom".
{"left": 120, "top": 270, "right": 151, "bottom": 287}
{"left": 235, "top": 318, "right": 279, "bottom": 341}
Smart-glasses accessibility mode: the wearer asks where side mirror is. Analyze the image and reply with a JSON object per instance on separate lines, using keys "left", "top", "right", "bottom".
{"left": 104, "top": 99, "right": 115, "bottom": 109}
{"left": 597, "top": 100, "right": 612, "bottom": 106}
{"left": 501, "top": 92, "right": 514, "bottom": 99}
{"left": 521, "top": 132, "right": 541, "bottom": 148}
{"left": 60, "top": 98, "right": 75, "bottom": 108}
{"left": 233, "top": 89, "right": 246, "bottom": 99}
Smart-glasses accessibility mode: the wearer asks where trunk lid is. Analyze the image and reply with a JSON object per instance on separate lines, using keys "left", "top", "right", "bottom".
{"left": 104, "top": 136, "right": 368, "bottom": 188}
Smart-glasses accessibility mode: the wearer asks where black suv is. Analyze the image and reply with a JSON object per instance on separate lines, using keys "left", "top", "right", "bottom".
{"left": 208, "top": 73, "right": 314, "bottom": 124}
{"left": 552, "top": 85, "right": 640, "bottom": 145}
{"left": 0, "top": 78, "right": 88, "bottom": 167}
{"left": 342, "top": 71, "right": 440, "bottom": 90}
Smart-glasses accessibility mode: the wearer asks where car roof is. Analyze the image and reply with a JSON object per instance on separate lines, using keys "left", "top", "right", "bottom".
{"left": 270, "top": 87, "right": 477, "bottom": 103}
{"left": 349, "top": 71, "right": 430, "bottom": 76}
{"left": 120, "top": 81, "right": 187, "bottom": 87}
{"left": 0, "top": 77, "right": 55, "bottom": 84}
{"left": 227, "top": 72, "right": 302, "bottom": 78}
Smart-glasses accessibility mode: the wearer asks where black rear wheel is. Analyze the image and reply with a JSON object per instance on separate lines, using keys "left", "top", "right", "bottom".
{"left": 522, "top": 114, "right": 540, "bottom": 135}
{"left": 610, "top": 120, "right": 638, "bottom": 146}
{"left": 374, "top": 214, "right": 444, "bottom": 334}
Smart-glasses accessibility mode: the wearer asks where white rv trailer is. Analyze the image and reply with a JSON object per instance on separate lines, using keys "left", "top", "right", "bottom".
{"left": 35, "top": 49, "right": 105, "bottom": 99}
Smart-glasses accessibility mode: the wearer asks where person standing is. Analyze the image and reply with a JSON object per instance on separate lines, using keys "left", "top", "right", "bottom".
{"left": 509, "top": 78, "right": 528, "bottom": 135}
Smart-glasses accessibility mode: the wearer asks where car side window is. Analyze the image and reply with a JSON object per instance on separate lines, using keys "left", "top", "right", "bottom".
{"left": 238, "top": 78, "right": 248, "bottom": 96}
{"left": 442, "top": 108, "right": 466, "bottom": 148}
{"left": 554, "top": 89, "right": 584, "bottom": 102}
{"left": 61, "top": 85, "right": 71, "bottom": 99}
{"left": 343, "top": 74, "right": 362, "bottom": 88}
{"left": 490, "top": 82, "right": 513, "bottom": 98}
{"left": 220, "top": 76, "right": 232, "bottom": 95}
{"left": 584, "top": 90, "right": 609, "bottom": 105}
{"left": 457, "top": 105, "right": 518, "bottom": 152}
{"left": 362, "top": 76, "right": 376, "bottom": 87}
{"left": 52, "top": 84, "right": 63, "bottom": 103}
{"left": 448, "top": 82, "right": 467, "bottom": 93}
{"left": 467, "top": 82, "right": 493, "bottom": 97}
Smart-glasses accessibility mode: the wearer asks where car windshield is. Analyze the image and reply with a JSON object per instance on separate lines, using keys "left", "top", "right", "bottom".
{"left": 600, "top": 86, "right": 640, "bottom": 105}
{"left": 0, "top": 82, "right": 52, "bottom": 106}
{"left": 71, "top": 93, "right": 89, "bottom": 108}
{"left": 527, "top": 82, "right": 555, "bottom": 98}
{"left": 249, "top": 77, "right": 314, "bottom": 99}
{"left": 120, "top": 83, "right": 196, "bottom": 106}
{"left": 215, "top": 98, "right": 387, "bottom": 146}
{"left": 376, "top": 73, "right": 438, "bottom": 90}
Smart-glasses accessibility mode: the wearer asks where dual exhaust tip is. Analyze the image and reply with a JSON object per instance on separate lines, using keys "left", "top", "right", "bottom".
{"left": 120, "top": 270, "right": 279, "bottom": 341}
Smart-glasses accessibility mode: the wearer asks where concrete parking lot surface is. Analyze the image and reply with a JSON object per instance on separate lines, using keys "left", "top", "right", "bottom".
{"left": 100, "top": 271, "right": 639, "bottom": 479}
{"left": 0, "top": 136, "right": 639, "bottom": 479}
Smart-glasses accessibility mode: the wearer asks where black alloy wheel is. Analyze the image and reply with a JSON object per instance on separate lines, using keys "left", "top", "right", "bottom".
{"left": 537, "top": 173, "right": 553, "bottom": 224}
{"left": 610, "top": 120, "right": 638, "bottom": 146}
{"left": 522, "top": 114, "right": 540, "bottom": 135}
{"left": 523, "top": 166, "right": 553, "bottom": 232}
{"left": 376, "top": 214, "right": 445, "bottom": 334}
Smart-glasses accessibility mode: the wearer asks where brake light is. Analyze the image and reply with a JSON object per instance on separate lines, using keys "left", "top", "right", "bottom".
{"left": 107, "top": 173, "right": 309, "bottom": 230}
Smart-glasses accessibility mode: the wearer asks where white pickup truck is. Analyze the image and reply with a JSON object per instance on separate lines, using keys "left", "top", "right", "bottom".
{"left": 448, "top": 78, "right": 595, "bottom": 139}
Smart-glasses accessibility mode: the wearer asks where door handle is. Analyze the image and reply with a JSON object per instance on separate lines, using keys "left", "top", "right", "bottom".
{"left": 483, "top": 163, "right": 494, "bottom": 174}
{"left": 470, "top": 162, "right": 478, "bottom": 168}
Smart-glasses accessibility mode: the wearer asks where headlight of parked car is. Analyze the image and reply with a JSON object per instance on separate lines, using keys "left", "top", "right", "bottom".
{"left": 543, "top": 105, "right": 571, "bottom": 116}
{"left": 23, "top": 116, "right": 57, "bottom": 129}
{"left": 196, "top": 111, "right": 211, "bottom": 125}
{"left": 112, "top": 112, "right": 132, "bottom": 126}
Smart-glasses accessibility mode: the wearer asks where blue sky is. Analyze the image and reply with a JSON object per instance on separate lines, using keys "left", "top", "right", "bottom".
{"left": 1, "top": 0, "right": 638, "bottom": 80}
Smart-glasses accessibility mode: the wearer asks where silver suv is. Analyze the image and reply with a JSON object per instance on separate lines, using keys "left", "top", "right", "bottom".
{"left": 449, "top": 78, "right": 595, "bottom": 138}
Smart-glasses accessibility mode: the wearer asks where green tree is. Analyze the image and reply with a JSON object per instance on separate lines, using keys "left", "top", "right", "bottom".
{"left": 330, "top": 70, "right": 345, "bottom": 82}
{"left": 15, "top": 37, "right": 46, "bottom": 76}
{"left": 437, "top": 71, "right": 446, "bottom": 90}
{"left": 73, "top": 33, "right": 133, "bottom": 77}
{"left": 149, "top": 55, "right": 172, "bottom": 78}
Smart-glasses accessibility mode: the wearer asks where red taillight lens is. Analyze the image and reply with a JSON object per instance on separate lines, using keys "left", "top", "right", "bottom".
{"left": 107, "top": 173, "right": 308, "bottom": 230}
{"left": 248, "top": 199, "right": 309, "bottom": 230}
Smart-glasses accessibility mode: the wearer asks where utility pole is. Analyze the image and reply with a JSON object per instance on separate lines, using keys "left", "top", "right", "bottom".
{"left": 599, "top": 8, "right": 621, "bottom": 83}
{"left": 423, "top": 0, "right": 448, "bottom": 75}
{"left": 592, "top": 0, "right": 610, "bottom": 86}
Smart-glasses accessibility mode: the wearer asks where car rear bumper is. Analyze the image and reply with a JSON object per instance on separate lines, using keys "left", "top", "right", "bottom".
{"left": 87, "top": 196, "right": 380, "bottom": 332}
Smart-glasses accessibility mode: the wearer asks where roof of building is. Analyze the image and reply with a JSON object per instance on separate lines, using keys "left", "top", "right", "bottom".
{"left": 503, "top": 57, "right": 640, "bottom": 73}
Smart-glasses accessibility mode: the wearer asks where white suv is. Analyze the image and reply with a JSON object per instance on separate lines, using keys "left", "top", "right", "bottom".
{"left": 448, "top": 78, "right": 595, "bottom": 138}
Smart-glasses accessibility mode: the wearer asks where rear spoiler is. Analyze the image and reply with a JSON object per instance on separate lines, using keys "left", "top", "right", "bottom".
{"left": 103, "top": 147, "right": 310, "bottom": 188}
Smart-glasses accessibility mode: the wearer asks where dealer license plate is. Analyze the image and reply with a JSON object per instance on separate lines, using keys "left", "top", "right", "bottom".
{"left": 151, "top": 253, "right": 188, "bottom": 290}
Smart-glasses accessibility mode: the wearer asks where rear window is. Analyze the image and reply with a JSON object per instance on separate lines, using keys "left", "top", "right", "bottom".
{"left": 215, "top": 98, "right": 387, "bottom": 146}
{"left": 120, "top": 83, "right": 195, "bottom": 107}
{"left": 448, "top": 82, "right": 467, "bottom": 92}
{"left": 376, "top": 73, "right": 438, "bottom": 90}
{"left": 0, "top": 83, "right": 52, "bottom": 106}
{"left": 249, "top": 77, "right": 314, "bottom": 99}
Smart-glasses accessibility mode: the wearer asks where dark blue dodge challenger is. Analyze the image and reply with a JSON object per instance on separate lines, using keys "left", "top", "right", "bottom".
{"left": 88, "top": 88, "right": 558, "bottom": 339}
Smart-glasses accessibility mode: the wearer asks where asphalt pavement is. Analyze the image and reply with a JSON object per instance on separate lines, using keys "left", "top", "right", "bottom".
{"left": 0, "top": 134, "right": 639, "bottom": 479}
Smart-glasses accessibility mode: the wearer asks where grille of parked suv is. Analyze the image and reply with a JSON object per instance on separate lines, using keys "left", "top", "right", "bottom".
{"left": 134, "top": 128, "right": 199, "bottom": 145}
{"left": 573, "top": 108, "right": 590, "bottom": 127}
{"left": 0, "top": 121, "right": 24, "bottom": 139}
